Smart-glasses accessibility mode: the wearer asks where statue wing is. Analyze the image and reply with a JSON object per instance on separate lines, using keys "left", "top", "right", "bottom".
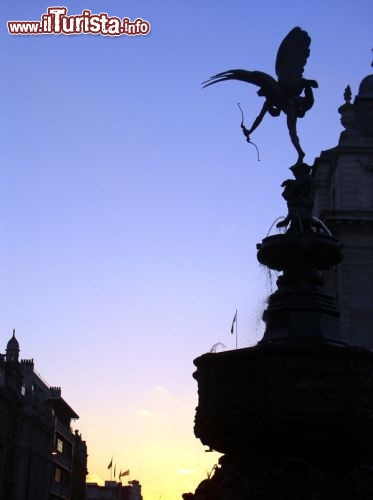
{"left": 202, "top": 70, "right": 278, "bottom": 97}
{"left": 275, "top": 27, "right": 311, "bottom": 83}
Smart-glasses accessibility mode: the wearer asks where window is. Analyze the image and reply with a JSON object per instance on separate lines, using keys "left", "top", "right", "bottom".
{"left": 56, "top": 438, "right": 63, "bottom": 453}
{"left": 54, "top": 467, "right": 61, "bottom": 483}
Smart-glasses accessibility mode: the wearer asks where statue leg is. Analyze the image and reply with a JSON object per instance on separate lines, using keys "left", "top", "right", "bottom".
{"left": 297, "top": 81, "right": 316, "bottom": 117}
{"left": 286, "top": 107, "right": 305, "bottom": 163}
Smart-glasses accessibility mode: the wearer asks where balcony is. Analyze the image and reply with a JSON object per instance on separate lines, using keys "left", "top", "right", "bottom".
{"left": 53, "top": 451, "right": 72, "bottom": 471}
{"left": 51, "top": 480, "right": 69, "bottom": 499}
{"left": 55, "top": 419, "right": 73, "bottom": 442}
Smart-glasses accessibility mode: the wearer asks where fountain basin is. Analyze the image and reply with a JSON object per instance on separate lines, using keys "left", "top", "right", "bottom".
{"left": 257, "top": 233, "right": 342, "bottom": 271}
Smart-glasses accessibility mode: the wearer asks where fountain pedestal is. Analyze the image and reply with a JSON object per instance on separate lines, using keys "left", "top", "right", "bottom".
{"left": 193, "top": 343, "right": 373, "bottom": 498}
{"left": 257, "top": 232, "right": 344, "bottom": 345}
{"left": 184, "top": 167, "right": 373, "bottom": 499}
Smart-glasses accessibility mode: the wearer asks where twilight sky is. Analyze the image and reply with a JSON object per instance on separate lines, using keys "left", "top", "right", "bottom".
{"left": 1, "top": 0, "right": 372, "bottom": 498}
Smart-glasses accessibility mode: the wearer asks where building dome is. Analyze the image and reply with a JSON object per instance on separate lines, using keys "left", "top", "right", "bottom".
{"left": 354, "top": 73, "right": 373, "bottom": 136}
{"left": 358, "top": 74, "right": 373, "bottom": 98}
{"left": 7, "top": 330, "right": 19, "bottom": 351}
{"left": 6, "top": 329, "right": 20, "bottom": 362}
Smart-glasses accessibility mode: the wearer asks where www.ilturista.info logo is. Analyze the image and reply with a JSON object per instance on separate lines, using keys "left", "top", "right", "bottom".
{"left": 8, "top": 7, "right": 151, "bottom": 36}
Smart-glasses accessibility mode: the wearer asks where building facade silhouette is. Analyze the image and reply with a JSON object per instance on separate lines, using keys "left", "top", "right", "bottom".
{"left": 313, "top": 71, "right": 373, "bottom": 348}
{"left": 0, "top": 330, "right": 87, "bottom": 500}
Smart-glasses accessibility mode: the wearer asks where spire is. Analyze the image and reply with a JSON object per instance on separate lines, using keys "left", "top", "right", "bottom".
{"left": 338, "top": 85, "right": 355, "bottom": 133}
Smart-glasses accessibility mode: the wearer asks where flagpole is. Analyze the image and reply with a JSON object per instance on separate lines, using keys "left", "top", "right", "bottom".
{"left": 235, "top": 309, "right": 238, "bottom": 349}
{"left": 108, "top": 456, "right": 113, "bottom": 481}
{"left": 230, "top": 309, "right": 238, "bottom": 348}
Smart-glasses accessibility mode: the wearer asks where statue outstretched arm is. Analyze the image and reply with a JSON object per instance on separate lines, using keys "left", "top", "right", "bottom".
{"left": 244, "top": 102, "right": 269, "bottom": 138}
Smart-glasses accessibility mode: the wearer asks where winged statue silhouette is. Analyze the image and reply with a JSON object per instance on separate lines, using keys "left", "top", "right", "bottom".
{"left": 203, "top": 27, "right": 318, "bottom": 164}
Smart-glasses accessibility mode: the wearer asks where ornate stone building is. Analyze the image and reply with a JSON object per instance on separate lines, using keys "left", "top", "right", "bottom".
{"left": 0, "top": 330, "right": 88, "bottom": 500}
{"left": 313, "top": 70, "right": 373, "bottom": 348}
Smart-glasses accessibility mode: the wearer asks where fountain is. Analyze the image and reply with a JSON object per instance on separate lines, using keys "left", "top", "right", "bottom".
{"left": 183, "top": 28, "right": 373, "bottom": 500}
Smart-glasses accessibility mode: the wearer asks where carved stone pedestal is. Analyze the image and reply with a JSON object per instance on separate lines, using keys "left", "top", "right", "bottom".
{"left": 189, "top": 343, "right": 373, "bottom": 499}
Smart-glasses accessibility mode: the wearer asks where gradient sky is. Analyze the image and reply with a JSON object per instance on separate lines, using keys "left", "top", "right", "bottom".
{"left": 1, "top": 0, "right": 372, "bottom": 498}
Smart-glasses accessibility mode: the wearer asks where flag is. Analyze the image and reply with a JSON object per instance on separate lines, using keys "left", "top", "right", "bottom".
{"left": 120, "top": 470, "right": 130, "bottom": 478}
{"left": 107, "top": 458, "right": 113, "bottom": 469}
{"left": 230, "top": 310, "right": 237, "bottom": 334}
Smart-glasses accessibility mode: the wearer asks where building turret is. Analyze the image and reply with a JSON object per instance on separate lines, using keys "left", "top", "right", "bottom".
{"left": 5, "top": 329, "right": 20, "bottom": 363}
